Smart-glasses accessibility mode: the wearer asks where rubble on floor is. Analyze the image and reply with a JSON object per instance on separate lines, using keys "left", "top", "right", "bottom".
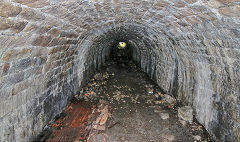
{"left": 162, "top": 134, "right": 175, "bottom": 142}
{"left": 160, "top": 112, "right": 170, "bottom": 120}
{"left": 178, "top": 106, "right": 194, "bottom": 124}
{"left": 38, "top": 61, "right": 211, "bottom": 142}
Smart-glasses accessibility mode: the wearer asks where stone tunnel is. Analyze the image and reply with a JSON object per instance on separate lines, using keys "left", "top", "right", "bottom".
{"left": 0, "top": 0, "right": 240, "bottom": 141}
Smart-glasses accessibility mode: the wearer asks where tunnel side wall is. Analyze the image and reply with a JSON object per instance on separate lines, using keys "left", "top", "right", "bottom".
{"left": 76, "top": 23, "right": 240, "bottom": 141}
{"left": 0, "top": 1, "right": 81, "bottom": 141}
{"left": 0, "top": 0, "right": 240, "bottom": 142}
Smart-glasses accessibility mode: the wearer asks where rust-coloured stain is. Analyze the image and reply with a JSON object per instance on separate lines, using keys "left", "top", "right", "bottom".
{"left": 46, "top": 100, "right": 93, "bottom": 142}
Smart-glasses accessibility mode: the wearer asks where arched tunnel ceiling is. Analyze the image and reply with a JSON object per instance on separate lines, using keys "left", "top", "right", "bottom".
{"left": 0, "top": 0, "right": 240, "bottom": 142}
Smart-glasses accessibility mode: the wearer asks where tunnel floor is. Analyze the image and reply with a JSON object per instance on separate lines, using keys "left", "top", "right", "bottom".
{"left": 37, "top": 61, "right": 211, "bottom": 142}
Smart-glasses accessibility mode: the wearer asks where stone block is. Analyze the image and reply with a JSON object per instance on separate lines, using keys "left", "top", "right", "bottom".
{"left": 48, "top": 46, "right": 69, "bottom": 55}
{"left": 206, "top": 0, "right": 224, "bottom": 8}
{"left": 184, "top": 0, "right": 198, "bottom": 4}
{"left": 20, "top": 8, "right": 46, "bottom": 21}
{"left": 26, "top": 98, "right": 38, "bottom": 116}
{"left": 60, "top": 31, "right": 79, "bottom": 39}
{"left": 30, "top": 47, "right": 48, "bottom": 57}
{"left": 12, "top": 79, "right": 33, "bottom": 96}
{"left": 43, "top": 62, "right": 59, "bottom": 74}
{"left": 173, "top": 1, "right": 186, "bottom": 8}
{"left": 0, "top": 87, "right": 12, "bottom": 103}
{"left": 24, "top": 66, "right": 43, "bottom": 79}
{"left": 64, "top": 56, "right": 74, "bottom": 64}
{"left": 217, "top": 0, "right": 239, "bottom": 3}
{"left": 48, "top": 37, "right": 68, "bottom": 46}
{"left": 43, "top": 94, "right": 54, "bottom": 114}
{"left": 230, "top": 29, "right": 240, "bottom": 38}
{"left": 226, "top": 49, "right": 240, "bottom": 59}
{"left": 2, "top": 63, "right": 10, "bottom": 76}
{"left": 34, "top": 105, "right": 42, "bottom": 117}
{"left": 20, "top": 91, "right": 28, "bottom": 106}
{"left": 9, "top": 57, "right": 33, "bottom": 74}
{"left": 0, "top": 0, "right": 22, "bottom": 18}
{"left": 12, "top": 95, "right": 18, "bottom": 110}
{"left": 198, "top": 12, "right": 217, "bottom": 21}
{"left": 47, "top": 28, "right": 61, "bottom": 37}
{"left": 0, "top": 18, "right": 11, "bottom": 30}
{"left": 41, "top": 5, "right": 68, "bottom": 17}
{"left": 23, "top": 24, "right": 40, "bottom": 33}
{"left": 47, "top": 53, "right": 63, "bottom": 62}
{"left": 36, "top": 56, "right": 47, "bottom": 66}
{"left": 12, "top": 21, "right": 28, "bottom": 33}
{"left": 4, "top": 72, "right": 25, "bottom": 87}
{"left": 0, "top": 120, "right": 14, "bottom": 141}
{"left": 16, "top": 94, "right": 23, "bottom": 107}
{"left": 0, "top": 18, "right": 27, "bottom": 33}
{"left": 46, "top": 76, "right": 57, "bottom": 88}
{"left": 185, "top": 16, "right": 201, "bottom": 25}
{"left": 56, "top": 72, "right": 64, "bottom": 81}
{"left": 24, "top": 88, "right": 35, "bottom": 103}
{"left": 0, "top": 102, "right": 4, "bottom": 118}
{"left": 13, "top": 0, "right": 50, "bottom": 8}
{"left": 153, "top": 1, "right": 169, "bottom": 10}
{"left": 54, "top": 67, "right": 62, "bottom": 75}
{"left": 219, "top": 5, "right": 240, "bottom": 17}
{"left": 174, "top": 9, "right": 195, "bottom": 19}
{"left": 32, "top": 35, "right": 52, "bottom": 47}
{"left": 191, "top": 5, "right": 211, "bottom": 13}
{"left": 66, "top": 39, "right": 78, "bottom": 45}
{"left": 1, "top": 48, "right": 32, "bottom": 62}
{"left": 4, "top": 97, "right": 13, "bottom": 115}
{"left": 38, "top": 90, "right": 51, "bottom": 104}
{"left": 39, "top": 26, "right": 53, "bottom": 35}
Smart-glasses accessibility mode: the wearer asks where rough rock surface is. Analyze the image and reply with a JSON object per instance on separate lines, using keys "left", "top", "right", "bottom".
{"left": 0, "top": 0, "right": 239, "bottom": 141}
{"left": 160, "top": 112, "right": 170, "bottom": 120}
{"left": 41, "top": 61, "right": 211, "bottom": 142}
{"left": 178, "top": 106, "right": 194, "bottom": 124}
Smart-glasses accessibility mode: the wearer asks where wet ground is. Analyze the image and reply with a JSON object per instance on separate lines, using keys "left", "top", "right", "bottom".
{"left": 37, "top": 60, "right": 211, "bottom": 142}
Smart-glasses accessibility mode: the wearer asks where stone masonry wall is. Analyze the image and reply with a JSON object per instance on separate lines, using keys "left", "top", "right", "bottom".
{"left": 0, "top": 0, "right": 240, "bottom": 142}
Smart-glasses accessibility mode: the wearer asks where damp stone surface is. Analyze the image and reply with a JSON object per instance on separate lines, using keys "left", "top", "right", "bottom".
{"left": 0, "top": 0, "right": 240, "bottom": 141}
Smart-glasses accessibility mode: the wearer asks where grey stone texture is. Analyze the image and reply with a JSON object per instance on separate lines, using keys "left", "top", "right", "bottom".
{"left": 178, "top": 106, "right": 193, "bottom": 123}
{"left": 0, "top": 0, "right": 239, "bottom": 141}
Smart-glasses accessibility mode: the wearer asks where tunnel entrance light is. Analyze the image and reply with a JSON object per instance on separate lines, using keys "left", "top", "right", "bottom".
{"left": 118, "top": 42, "right": 127, "bottom": 49}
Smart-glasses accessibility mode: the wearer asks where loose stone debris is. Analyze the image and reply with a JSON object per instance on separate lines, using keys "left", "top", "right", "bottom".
{"left": 179, "top": 120, "right": 188, "bottom": 127}
{"left": 193, "top": 135, "right": 202, "bottom": 141}
{"left": 162, "top": 134, "right": 175, "bottom": 142}
{"left": 161, "top": 94, "right": 177, "bottom": 108}
{"left": 92, "top": 104, "right": 110, "bottom": 131}
{"left": 178, "top": 106, "right": 194, "bottom": 124}
{"left": 160, "top": 112, "right": 170, "bottom": 120}
{"left": 37, "top": 60, "right": 212, "bottom": 142}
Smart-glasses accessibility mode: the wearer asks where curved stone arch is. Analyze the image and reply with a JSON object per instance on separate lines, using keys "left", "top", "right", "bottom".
{"left": 74, "top": 22, "right": 180, "bottom": 95}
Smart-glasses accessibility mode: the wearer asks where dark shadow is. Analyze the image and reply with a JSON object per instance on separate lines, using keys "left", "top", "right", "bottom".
{"left": 109, "top": 41, "right": 132, "bottom": 66}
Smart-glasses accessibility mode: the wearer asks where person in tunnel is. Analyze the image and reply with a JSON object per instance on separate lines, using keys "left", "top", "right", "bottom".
{"left": 111, "top": 41, "right": 131, "bottom": 66}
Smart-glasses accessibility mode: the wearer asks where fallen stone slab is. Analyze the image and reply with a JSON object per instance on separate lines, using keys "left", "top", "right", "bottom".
{"left": 178, "top": 106, "right": 193, "bottom": 124}
{"left": 162, "top": 94, "right": 176, "bottom": 105}
{"left": 160, "top": 112, "right": 170, "bottom": 120}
